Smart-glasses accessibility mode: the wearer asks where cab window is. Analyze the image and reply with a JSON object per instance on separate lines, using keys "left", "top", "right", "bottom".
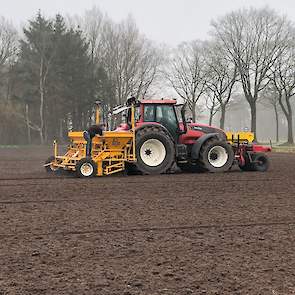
{"left": 156, "top": 105, "right": 178, "bottom": 127}
{"left": 144, "top": 105, "right": 155, "bottom": 121}
{"left": 134, "top": 106, "right": 140, "bottom": 122}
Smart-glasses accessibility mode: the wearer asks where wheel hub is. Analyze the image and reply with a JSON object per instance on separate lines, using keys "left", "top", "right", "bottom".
{"left": 80, "top": 163, "right": 94, "bottom": 177}
{"left": 210, "top": 153, "right": 218, "bottom": 161}
{"left": 145, "top": 149, "right": 152, "bottom": 156}
{"left": 140, "top": 139, "right": 166, "bottom": 167}
{"left": 207, "top": 146, "right": 229, "bottom": 168}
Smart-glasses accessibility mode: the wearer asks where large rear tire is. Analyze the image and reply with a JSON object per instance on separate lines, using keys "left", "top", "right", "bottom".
{"left": 199, "top": 138, "right": 234, "bottom": 172}
{"left": 135, "top": 126, "right": 175, "bottom": 174}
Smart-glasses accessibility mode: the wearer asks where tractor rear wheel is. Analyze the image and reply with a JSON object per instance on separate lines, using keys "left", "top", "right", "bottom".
{"left": 251, "top": 153, "right": 270, "bottom": 172}
{"left": 75, "top": 158, "right": 97, "bottom": 178}
{"left": 199, "top": 138, "right": 234, "bottom": 172}
{"left": 136, "top": 126, "right": 175, "bottom": 174}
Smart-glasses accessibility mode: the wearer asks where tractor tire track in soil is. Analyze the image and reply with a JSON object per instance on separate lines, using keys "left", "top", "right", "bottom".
{"left": 0, "top": 220, "right": 295, "bottom": 238}
{"left": 0, "top": 147, "right": 295, "bottom": 295}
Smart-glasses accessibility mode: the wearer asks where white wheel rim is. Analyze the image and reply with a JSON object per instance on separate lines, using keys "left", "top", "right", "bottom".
{"left": 208, "top": 146, "right": 229, "bottom": 168}
{"left": 80, "top": 163, "right": 94, "bottom": 177}
{"left": 140, "top": 139, "right": 166, "bottom": 167}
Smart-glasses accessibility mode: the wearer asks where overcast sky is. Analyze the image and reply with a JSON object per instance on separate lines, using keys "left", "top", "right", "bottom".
{"left": 1, "top": 0, "right": 295, "bottom": 45}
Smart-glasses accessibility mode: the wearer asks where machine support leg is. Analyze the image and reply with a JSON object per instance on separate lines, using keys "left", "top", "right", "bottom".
{"left": 131, "top": 105, "right": 136, "bottom": 160}
{"left": 54, "top": 140, "right": 58, "bottom": 158}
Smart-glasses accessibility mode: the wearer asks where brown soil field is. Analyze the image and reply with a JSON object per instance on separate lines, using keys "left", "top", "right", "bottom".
{"left": 0, "top": 147, "right": 294, "bottom": 295}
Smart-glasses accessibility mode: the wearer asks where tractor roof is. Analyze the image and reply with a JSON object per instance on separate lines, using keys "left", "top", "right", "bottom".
{"left": 141, "top": 99, "right": 177, "bottom": 105}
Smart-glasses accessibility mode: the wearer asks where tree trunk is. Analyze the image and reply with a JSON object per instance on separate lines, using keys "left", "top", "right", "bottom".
{"left": 191, "top": 101, "right": 197, "bottom": 123}
{"left": 219, "top": 104, "right": 226, "bottom": 130}
{"left": 39, "top": 58, "right": 45, "bottom": 144}
{"left": 209, "top": 108, "right": 214, "bottom": 126}
{"left": 25, "top": 104, "right": 31, "bottom": 144}
{"left": 39, "top": 95, "right": 44, "bottom": 144}
{"left": 274, "top": 105, "right": 279, "bottom": 143}
{"left": 249, "top": 101, "right": 257, "bottom": 142}
{"left": 287, "top": 115, "right": 294, "bottom": 144}
{"left": 278, "top": 94, "right": 294, "bottom": 145}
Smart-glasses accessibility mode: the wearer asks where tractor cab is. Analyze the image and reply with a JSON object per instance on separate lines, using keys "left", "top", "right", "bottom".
{"left": 137, "top": 99, "right": 181, "bottom": 141}
{"left": 120, "top": 99, "right": 187, "bottom": 140}
{"left": 124, "top": 99, "right": 223, "bottom": 145}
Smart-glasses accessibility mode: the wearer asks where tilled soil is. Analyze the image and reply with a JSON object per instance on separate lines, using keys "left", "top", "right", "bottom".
{"left": 0, "top": 147, "right": 295, "bottom": 295}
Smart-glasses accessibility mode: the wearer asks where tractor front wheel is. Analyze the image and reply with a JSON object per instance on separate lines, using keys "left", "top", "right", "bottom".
{"left": 75, "top": 158, "right": 97, "bottom": 178}
{"left": 199, "top": 138, "right": 234, "bottom": 172}
{"left": 136, "top": 127, "right": 175, "bottom": 174}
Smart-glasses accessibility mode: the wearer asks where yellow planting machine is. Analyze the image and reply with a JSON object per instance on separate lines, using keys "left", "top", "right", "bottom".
{"left": 45, "top": 102, "right": 137, "bottom": 177}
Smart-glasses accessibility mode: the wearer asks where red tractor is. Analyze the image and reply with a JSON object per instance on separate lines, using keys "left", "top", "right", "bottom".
{"left": 115, "top": 98, "right": 271, "bottom": 174}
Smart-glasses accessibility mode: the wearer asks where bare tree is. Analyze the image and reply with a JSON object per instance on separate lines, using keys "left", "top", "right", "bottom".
{"left": 0, "top": 17, "right": 17, "bottom": 68}
{"left": 204, "top": 90, "right": 220, "bottom": 126}
{"left": 211, "top": 7, "right": 292, "bottom": 139}
{"left": 260, "top": 86, "right": 281, "bottom": 143}
{"left": 165, "top": 41, "right": 207, "bottom": 122}
{"left": 270, "top": 41, "right": 295, "bottom": 144}
{"left": 101, "top": 16, "right": 161, "bottom": 105}
{"left": 69, "top": 11, "right": 161, "bottom": 110}
{"left": 134, "top": 41, "right": 162, "bottom": 99}
{"left": 205, "top": 42, "right": 237, "bottom": 129}
{"left": 82, "top": 6, "right": 104, "bottom": 65}
{"left": 0, "top": 17, "right": 18, "bottom": 102}
{"left": 78, "top": 7, "right": 106, "bottom": 124}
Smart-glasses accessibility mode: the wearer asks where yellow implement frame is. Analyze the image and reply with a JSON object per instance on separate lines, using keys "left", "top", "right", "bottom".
{"left": 226, "top": 131, "right": 254, "bottom": 144}
{"left": 51, "top": 105, "right": 137, "bottom": 176}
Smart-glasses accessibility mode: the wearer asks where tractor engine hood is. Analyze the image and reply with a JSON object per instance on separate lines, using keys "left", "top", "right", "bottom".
{"left": 188, "top": 123, "right": 225, "bottom": 135}
{"left": 179, "top": 122, "right": 227, "bottom": 144}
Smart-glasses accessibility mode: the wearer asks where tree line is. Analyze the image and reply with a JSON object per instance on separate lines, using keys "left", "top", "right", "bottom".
{"left": 0, "top": 7, "right": 294, "bottom": 144}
